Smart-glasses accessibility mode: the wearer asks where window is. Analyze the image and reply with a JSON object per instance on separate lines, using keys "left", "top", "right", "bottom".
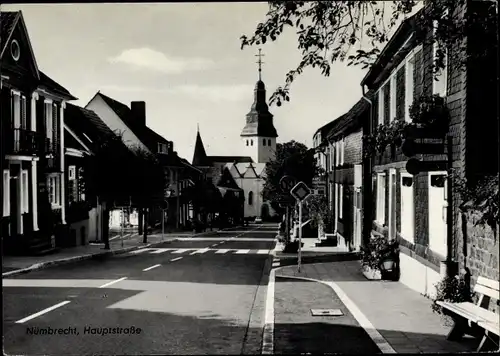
{"left": 68, "top": 166, "right": 76, "bottom": 180}
{"left": 251, "top": 140, "right": 253, "bottom": 146}
{"left": 3, "top": 170, "right": 10, "bottom": 217}
{"left": 268, "top": 139, "right": 271, "bottom": 146}
{"left": 21, "top": 95, "right": 27, "bottom": 129}
{"left": 248, "top": 191, "right": 254, "bottom": 205}
{"left": 330, "top": 144, "right": 334, "bottom": 170}
{"left": 10, "top": 39, "right": 20, "bottom": 61}
{"left": 340, "top": 138, "right": 345, "bottom": 166}
{"left": 432, "top": 17, "right": 448, "bottom": 97}
{"left": 378, "top": 87, "right": 385, "bottom": 125}
{"left": 405, "top": 52, "right": 415, "bottom": 122}
{"left": 246, "top": 140, "right": 249, "bottom": 146}
{"left": 339, "top": 184, "right": 343, "bottom": 219}
{"left": 158, "top": 142, "right": 168, "bottom": 154}
{"left": 21, "top": 170, "right": 29, "bottom": 214}
{"left": 12, "top": 92, "right": 21, "bottom": 129}
{"left": 263, "top": 139, "right": 266, "bottom": 146}
{"left": 335, "top": 141, "right": 340, "bottom": 166}
{"left": 45, "top": 102, "right": 53, "bottom": 142}
{"left": 78, "top": 167, "right": 86, "bottom": 201}
{"left": 376, "top": 173, "right": 386, "bottom": 224}
{"left": 48, "top": 175, "right": 60, "bottom": 206}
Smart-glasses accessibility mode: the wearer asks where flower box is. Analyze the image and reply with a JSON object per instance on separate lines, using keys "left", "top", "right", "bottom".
{"left": 362, "top": 265, "right": 382, "bottom": 280}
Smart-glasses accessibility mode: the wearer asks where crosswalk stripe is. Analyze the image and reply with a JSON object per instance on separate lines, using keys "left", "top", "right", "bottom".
{"left": 190, "top": 248, "right": 209, "bottom": 255}
{"left": 172, "top": 249, "right": 189, "bottom": 254}
{"left": 130, "top": 248, "right": 154, "bottom": 254}
{"left": 235, "top": 249, "right": 250, "bottom": 254}
{"left": 215, "top": 249, "right": 230, "bottom": 254}
{"left": 257, "top": 250, "right": 269, "bottom": 254}
{"left": 151, "top": 248, "right": 170, "bottom": 254}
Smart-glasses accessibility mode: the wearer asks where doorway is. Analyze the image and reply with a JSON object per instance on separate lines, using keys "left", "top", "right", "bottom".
{"left": 353, "top": 187, "right": 362, "bottom": 251}
{"left": 388, "top": 169, "right": 397, "bottom": 240}
{"left": 428, "top": 172, "right": 447, "bottom": 257}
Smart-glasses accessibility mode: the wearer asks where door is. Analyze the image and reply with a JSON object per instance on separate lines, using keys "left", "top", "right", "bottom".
{"left": 353, "top": 188, "right": 362, "bottom": 251}
{"left": 428, "top": 172, "right": 447, "bottom": 257}
{"left": 388, "top": 169, "right": 397, "bottom": 240}
{"left": 400, "top": 173, "right": 415, "bottom": 243}
{"left": 10, "top": 175, "right": 18, "bottom": 236}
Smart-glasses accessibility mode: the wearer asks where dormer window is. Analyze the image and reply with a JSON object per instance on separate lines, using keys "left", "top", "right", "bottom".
{"left": 158, "top": 142, "right": 168, "bottom": 154}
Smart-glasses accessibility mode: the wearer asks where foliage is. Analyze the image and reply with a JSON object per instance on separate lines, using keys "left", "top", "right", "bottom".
{"left": 455, "top": 173, "right": 499, "bottom": 228}
{"left": 409, "top": 94, "right": 450, "bottom": 130}
{"left": 363, "top": 120, "right": 412, "bottom": 158}
{"left": 359, "top": 234, "right": 399, "bottom": 271}
{"left": 262, "top": 140, "right": 321, "bottom": 213}
{"left": 240, "top": 0, "right": 496, "bottom": 106}
{"left": 83, "top": 133, "right": 166, "bottom": 209}
{"left": 305, "top": 194, "right": 333, "bottom": 232}
{"left": 431, "top": 274, "right": 474, "bottom": 323}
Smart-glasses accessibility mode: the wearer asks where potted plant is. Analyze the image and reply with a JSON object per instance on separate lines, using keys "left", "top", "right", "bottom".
{"left": 359, "top": 234, "right": 400, "bottom": 280}
{"left": 409, "top": 94, "right": 450, "bottom": 134}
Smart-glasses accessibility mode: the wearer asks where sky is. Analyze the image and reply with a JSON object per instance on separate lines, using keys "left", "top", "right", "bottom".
{"left": 2, "top": 2, "right": 409, "bottom": 162}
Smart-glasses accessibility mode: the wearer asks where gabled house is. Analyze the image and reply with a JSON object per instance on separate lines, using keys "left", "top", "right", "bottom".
{"left": 361, "top": 1, "right": 498, "bottom": 296}
{"left": 326, "top": 94, "right": 373, "bottom": 252}
{"left": 63, "top": 103, "right": 115, "bottom": 245}
{"left": 85, "top": 92, "right": 201, "bottom": 230}
{"left": 1, "top": 10, "right": 77, "bottom": 255}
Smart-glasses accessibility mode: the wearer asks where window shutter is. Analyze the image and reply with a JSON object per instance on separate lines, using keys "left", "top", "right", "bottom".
{"left": 21, "top": 95, "right": 27, "bottom": 129}
{"left": 413, "top": 48, "right": 423, "bottom": 100}
{"left": 383, "top": 82, "right": 391, "bottom": 124}
{"left": 396, "top": 65, "right": 406, "bottom": 121}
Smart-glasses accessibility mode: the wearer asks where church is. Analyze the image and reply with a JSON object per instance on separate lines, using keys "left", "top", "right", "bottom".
{"left": 191, "top": 51, "right": 278, "bottom": 221}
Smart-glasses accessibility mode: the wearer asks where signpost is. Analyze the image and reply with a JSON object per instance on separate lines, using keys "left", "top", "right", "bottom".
{"left": 163, "top": 190, "right": 172, "bottom": 242}
{"left": 290, "top": 181, "right": 312, "bottom": 273}
{"left": 279, "top": 175, "right": 297, "bottom": 244}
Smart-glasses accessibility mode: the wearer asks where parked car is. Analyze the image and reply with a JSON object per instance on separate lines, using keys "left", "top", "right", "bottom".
{"left": 255, "top": 217, "right": 262, "bottom": 223}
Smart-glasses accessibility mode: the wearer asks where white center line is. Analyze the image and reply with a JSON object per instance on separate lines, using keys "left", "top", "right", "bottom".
{"left": 142, "top": 264, "right": 161, "bottom": 271}
{"left": 235, "top": 249, "right": 251, "bottom": 254}
{"left": 16, "top": 301, "right": 71, "bottom": 324}
{"left": 98, "top": 277, "right": 127, "bottom": 288}
{"left": 172, "top": 249, "right": 189, "bottom": 254}
{"left": 170, "top": 257, "right": 183, "bottom": 262}
{"left": 151, "top": 248, "right": 170, "bottom": 254}
{"left": 190, "top": 248, "right": 209, "bottom": 255}
{"left": 257, "top": 249, "right": 269, "bottom": 254}
{"left": 215, "top": 249, "right": 230, "bottom": 254}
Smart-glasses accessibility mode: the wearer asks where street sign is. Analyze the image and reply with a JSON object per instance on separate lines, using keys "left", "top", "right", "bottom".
{"left": 290, "top": 181, "right": 311, "bottom": 202}
{"left": 406, "top": 158, "right": 447, "bottom": 175}
{"left": 279, "top": 175, "right": 297, "bottom": 194}
{"left": 402, "top": 138, "right": 445, "bottom": 157}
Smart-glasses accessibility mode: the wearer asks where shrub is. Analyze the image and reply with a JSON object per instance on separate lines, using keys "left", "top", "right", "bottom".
{"left": 431, "top": 274, "right": 474, "bottom": 326}
{"left": 359, "top": 234, "right": 399, "bottom": 271}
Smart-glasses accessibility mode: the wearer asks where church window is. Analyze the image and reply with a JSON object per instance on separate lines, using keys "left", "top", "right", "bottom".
{"left": 268, "top": 139, "right": 271, "bottom": 146}
{"left": 248, "top": 191, "right": 254, "bottom": 205}
{"left": 251, "top": 140, "right": 253, "bottom": 146}
{"left": 246, "top": 140, "right": 249, "bottom": 146}
{"left": 263, "top": 139, "right": 266, "bottom": 146}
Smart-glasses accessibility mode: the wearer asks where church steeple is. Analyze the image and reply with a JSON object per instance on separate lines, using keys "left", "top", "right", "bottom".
{"left": 192, "top": 126, "right": 210, "bottom": 167}
{"left": 240, "top": 49, "right": 278, "bottom": 139}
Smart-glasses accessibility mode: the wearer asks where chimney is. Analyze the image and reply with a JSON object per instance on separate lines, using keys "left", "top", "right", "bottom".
{"left": 130, "top": 101, "right": 146, "bottom": 126}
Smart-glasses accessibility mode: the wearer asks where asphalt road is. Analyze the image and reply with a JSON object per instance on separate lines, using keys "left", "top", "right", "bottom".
{"left": 3, "top": 223, "right": 278, "bottom": 355}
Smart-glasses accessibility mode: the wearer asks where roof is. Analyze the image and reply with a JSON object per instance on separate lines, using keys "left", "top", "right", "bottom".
{"left": 313, "top": 114, "right": 348, "bottom": 140}
{"left": 326, "top": 91, "right": 374, "bottom": 141}
{"left": 192, "top": 130, "right": 210, "bottom": 166}
{"left": 361, "top": 11, "right": 419, "bottom": 88}
{"left": 1, "top": 11, "right": 76, "bottom": 100}
{"left": 241, "top": 80, "right": 278, "bottom": 138}
{"left": 65, "top": 103, "right": 115, "bottom": 149}
{"left": 209, "top": 156, "right": 253, "bottom": 164}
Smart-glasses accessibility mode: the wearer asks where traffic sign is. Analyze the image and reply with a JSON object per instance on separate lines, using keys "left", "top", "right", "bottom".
{"left": 279, "top": 175, "right": 297, "bottom": 194}
{"left": 290, "top": 181, "right": 311, "bottom": 202}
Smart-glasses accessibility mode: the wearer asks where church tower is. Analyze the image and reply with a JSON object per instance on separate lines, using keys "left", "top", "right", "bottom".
{"left": 240, "top": 49, "right": 278, "bottom": 164}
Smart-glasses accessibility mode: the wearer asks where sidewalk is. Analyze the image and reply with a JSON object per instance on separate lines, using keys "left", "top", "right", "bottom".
{"left": 272, "top": 260, "right": 478, "bottom": 354}
{"left": 2, "top": 230, "right": 200, "bottom": 277}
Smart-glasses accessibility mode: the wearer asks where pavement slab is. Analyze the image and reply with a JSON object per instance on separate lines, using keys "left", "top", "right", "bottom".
{"left": 273, "top": 276, "right": 381, "bottom": 354}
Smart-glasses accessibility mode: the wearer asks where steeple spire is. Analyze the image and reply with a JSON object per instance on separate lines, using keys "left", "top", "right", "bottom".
{"left": 192, "top": 127, "right": 210, "bottom": 167}
{"left": 255, "top": 48, "right": 265, "bottom": 81}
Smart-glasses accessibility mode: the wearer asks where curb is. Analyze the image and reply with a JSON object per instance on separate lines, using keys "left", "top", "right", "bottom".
{"left": 2, "top": 226, "right": 243, "bottom": 278}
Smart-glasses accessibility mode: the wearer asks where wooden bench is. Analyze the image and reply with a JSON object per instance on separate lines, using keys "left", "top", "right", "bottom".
{"left": 437, "top": 276, "right": 500, "bottom": 352}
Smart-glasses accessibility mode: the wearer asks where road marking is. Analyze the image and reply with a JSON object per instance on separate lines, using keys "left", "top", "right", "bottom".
{"left": 257, "top": 250, "right": 269, "bottom": 254}
{"left": 215, "top": 249, "right": 230, "bottom": 254}
{"left": 211, "top": 244, "right": 218, "bottom": 247}
{"left": 262, "top": 268, "right": 276, "bottom": 354}
{"left": 16, "top": 301, "right": 71, "bottom": 324}
{"left": 172, "top": 249, "right": 189, "bottom": 254}
{"left": 190, "top": 248, "right": 209, "bottom": 255}
{"left": 150, "top": 248, "right": 170, "bottom": 254}
{"left": 170, "top": 257, "right": 183, "bottom": 262}
{"left": 130, "top": 248, "right": 154, "bottom": 254}
{"left": 142, "top": 264, "right": 161, "bottom": 271}
{"left": 235, "top": 249, "right": 250, "bottom": 254}
{"left": 98, "top": 277, "right": 127, "bottom": 288}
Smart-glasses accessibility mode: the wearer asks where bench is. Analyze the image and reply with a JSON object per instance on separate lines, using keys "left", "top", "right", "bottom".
{"left": 437, "top": 276, "right": 500, "bottom": 352}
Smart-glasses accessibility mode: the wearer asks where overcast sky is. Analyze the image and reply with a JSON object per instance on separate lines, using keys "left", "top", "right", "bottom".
{"left": 3, "top": 2, "right": 404, "bottom": 162}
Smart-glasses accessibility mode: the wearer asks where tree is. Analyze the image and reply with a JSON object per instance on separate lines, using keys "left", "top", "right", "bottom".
{"left": 262, "top": 140, "right": 322, "bottom": 214}
{"left": 241, "top": 0, "right": 497, "bottom": 106}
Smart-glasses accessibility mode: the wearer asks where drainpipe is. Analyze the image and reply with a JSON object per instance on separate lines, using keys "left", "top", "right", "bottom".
{"left": 361, "top": 85, "right": 373, "bottom": 247}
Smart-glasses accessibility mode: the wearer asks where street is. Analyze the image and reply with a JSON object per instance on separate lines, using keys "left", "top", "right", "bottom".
{"left": 3, "top": 224, "right": 276, "bottom": 355}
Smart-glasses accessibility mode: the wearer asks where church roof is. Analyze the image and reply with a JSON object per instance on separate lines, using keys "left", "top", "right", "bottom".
{"left": 241, "top": 80, "right": 278, "bottom": 138}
